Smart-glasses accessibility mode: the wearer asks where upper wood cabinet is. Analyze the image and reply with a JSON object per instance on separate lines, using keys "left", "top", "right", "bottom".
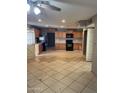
{"left": 34, "top": 28, "right": 41, "bottom": 38}
{"left": 73, "top": 32, "right": 82, "bottom": 38}
{"left": 55, "top": 32, "right": 66, "bottom": 38}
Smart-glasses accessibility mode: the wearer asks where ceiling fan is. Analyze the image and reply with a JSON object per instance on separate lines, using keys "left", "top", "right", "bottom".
{"left": 27, "top": 0, "right": 61, "bottom": 13}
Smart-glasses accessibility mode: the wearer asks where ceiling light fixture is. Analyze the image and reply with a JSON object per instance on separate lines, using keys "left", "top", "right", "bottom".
{"left": 61, "top": 19, "right": 66, "bottom": 23}
{"left": 27, "top": 4, "right": 30, "bottom": 12}
{"left": 34, "top": 7, "right": 41, "bottom": 15}
{"left": 38, "top": 19, "right": 42, "bottom": 22}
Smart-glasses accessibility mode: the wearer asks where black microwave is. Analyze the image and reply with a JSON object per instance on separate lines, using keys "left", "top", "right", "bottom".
{"left": 66, "top": 34, "right": 73, "bottom": 38}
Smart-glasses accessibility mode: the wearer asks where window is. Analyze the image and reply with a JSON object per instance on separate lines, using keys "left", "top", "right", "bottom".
{"left": 27, "top": 30, "right": 35, "bottom": 45}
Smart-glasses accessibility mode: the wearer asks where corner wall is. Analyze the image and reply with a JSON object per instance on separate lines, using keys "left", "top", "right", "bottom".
{"left": 92, "top": 15, "right": 97, "bottom": 75}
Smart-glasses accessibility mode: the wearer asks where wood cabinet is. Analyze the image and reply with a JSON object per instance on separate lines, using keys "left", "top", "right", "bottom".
{"left": 73, "top": 32, "right": 82, "bottom": 38}
{"left": 74, "top": 43, "right": 82, "bottom": 50}
{"left": 55, "top": 32, "right": 66, "bottom": 38}
{"left": 55, "top": 44, "right": 65, "bottom": 50}
{"left": 34, "top": 28, "right": 41, "bottom": 37}
{"left": 55, "top": 31, "right": 82, "bottom": 50}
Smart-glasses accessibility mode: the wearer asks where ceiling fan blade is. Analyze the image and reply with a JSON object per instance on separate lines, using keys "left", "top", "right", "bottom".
{"left": 47, "top": 5, "right": 61, "bottom": 11}
{"left": 37, "top": 1, "right": 61, "bottom": 11}
{"left": 28, "top": 0, "right": 61, "bottom": 12}
{"left": 37, "top": 4, "right": 61, "bottom": 12}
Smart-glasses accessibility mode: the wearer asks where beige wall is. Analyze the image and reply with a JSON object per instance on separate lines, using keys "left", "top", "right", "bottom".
{"left": 27, "top": 44, "right": 35, "bottom": 59}
{"left": 92, "top": 15, "right": 97, "bottom": 75}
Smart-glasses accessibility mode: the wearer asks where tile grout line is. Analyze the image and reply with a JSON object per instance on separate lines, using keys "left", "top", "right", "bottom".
{"left": 80, "top": 76, "right": 95, "bottom": 93}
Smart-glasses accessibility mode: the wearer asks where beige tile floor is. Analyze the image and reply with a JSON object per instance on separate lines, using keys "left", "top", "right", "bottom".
{"left": 27, "top": 50, "right": 97, "bottom": 93}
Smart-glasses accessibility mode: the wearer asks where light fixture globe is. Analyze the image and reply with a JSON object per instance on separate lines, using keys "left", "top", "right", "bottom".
{"left": 62, "top": 19, "right": 66, "bottom": 23}
{"left": 34, "top": 7, "right": 41, "bottom": 15}
{"left": 38, "top": 19, "right": 42, "bottom": 22}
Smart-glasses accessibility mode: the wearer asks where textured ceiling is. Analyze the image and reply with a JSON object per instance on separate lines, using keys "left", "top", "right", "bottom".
{"left": 27, "top": 0, "right": 97, "bottom": 28}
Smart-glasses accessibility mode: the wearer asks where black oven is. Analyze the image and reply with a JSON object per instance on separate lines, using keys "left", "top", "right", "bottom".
{"left": 66, "top": 33, "right": 73, "bottom": 51}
